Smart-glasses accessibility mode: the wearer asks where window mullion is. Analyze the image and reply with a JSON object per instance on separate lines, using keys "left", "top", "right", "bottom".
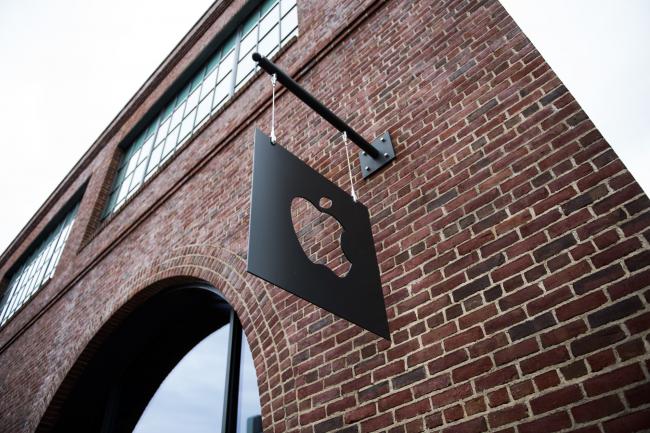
{"left": 221, "top": 308, "right": 242, "bottom": 433}
{"left": 230, "top": 27, "right": 242, "bottom": 97}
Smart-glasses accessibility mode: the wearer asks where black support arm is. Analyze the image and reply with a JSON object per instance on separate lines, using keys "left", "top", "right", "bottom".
{"left": 252, "top": 52, "right": 380, "bottom": 158}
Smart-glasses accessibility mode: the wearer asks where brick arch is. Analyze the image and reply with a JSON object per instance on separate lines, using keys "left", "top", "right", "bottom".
{"left": 37, "top": 243, "right": 298, "bottom": 433}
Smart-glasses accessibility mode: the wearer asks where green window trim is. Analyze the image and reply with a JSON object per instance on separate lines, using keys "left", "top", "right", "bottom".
{"left": 0, "top": 203, "right": 79, "bottom": 327}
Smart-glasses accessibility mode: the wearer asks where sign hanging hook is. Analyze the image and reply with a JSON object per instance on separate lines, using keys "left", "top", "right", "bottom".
{"left": 270, "top": 73, "right": 277, "bottom": 143}
{"left": 342, "top": 131, "right": 358, "bottom": 202}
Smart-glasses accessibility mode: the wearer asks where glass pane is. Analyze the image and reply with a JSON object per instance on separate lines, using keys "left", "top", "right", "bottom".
{"left": 222, "top": 33, "right": 237, "bottom": 54}
{"left": 170, "top": 104, "right": 185, "bottom": 129}
{"left": 156, "top": 117, "right": 172, "bottom": 145}
{"left": 139, "top": 135, "right": 155, "bottom": 164}
{"left": 116, "top": 173, "right": 133, "bottom": 203}
{"left": 196, "top": 92, "right": 212, "bottom": 125}
{"left": 206, "top": 50, "right": 221, "bottom": 74}
{"left": 186, "top": 87, "right": 201, "bottom": 113}
{"left": 201, "top": 68, "right": 218, "bottom": 100}
{"left": 259, "top": 26, "right": 279, "bottom": 57}
{"left": 132, "top": 324, "right": 231, "bottom": 433}
{"left": 280, "top": 0, "right": 295, "bottom": 16}
{"left": 213, "top": 77, "right": 230, "bottom": 109}
{"left": 190, "top": 67, "right": 205, "bottom": 91}
{"left": 239, "top": 29, "right": 258, "bottom": 60}
{"left": 259, "top": 5, "right": 279, "bottom": 37}
{"left": 147, "top": 144, "right": 164, "bottom": 174}
{"left": 241, "top": 11, "right": 259, "bottom": 35}
{"left": 176, "top": 84, "right": 191, "bottom": 106}
{"left": 166, "top": 126, "right": 181, "bottom": 152}
{"left": 281, "top": 7, "right": 298, "bottom": 40}
{"left": 131, "top": 161, "right": 147, "bottom": 191}
{"left": 260, "top": 0, "right": 277, "bottom": 16}
{"left": 125, "top": 152, "right": 140, "bottom": 176}
{"left": 236, "top": 55, "right": 255, "bottom": 84}
{"left": 219, "top": 51, "right": 235, "bottom": 81}
{"left": 179, "top": 109, "right": 196, "bottom": 142}
{"left": 237, "top": 336, "right": 262, "bottom": 433}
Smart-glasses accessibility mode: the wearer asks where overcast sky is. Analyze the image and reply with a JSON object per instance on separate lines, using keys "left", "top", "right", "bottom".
{"left": 1, "top": 0, "right": 649, "bottom": 254}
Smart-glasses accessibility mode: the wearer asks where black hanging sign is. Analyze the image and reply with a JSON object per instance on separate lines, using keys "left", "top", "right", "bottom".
{"left": 247, "top": 129, "right": 390, "bottom": 340}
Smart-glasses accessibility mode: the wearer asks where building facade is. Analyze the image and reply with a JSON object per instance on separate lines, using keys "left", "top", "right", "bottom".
{"left": 1, "top": 0, "right": 649, "bottom": 431}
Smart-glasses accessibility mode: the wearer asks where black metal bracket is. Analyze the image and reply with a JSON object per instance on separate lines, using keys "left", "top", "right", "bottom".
{"left": 359, "top": 132, "right": 395, "bottom": 179}
{"left": 252, "top": 53, "right": 396, "bottom": 179}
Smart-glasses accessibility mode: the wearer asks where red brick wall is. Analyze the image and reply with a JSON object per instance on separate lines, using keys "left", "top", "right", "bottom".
{"left": 1, "top": 0, "right": 649, "bottom": 432}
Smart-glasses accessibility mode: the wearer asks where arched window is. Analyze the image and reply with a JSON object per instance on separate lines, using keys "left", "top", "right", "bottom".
{"left": 132, "top": 310, "right": 262, "bottom": 433}
{"left": 42, "top": 284, "right": 262, "bottom": 433}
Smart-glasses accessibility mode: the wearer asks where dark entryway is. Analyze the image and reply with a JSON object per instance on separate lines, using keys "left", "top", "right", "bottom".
{"left": 38, "top": 280, "right": 262, "bottom": 433}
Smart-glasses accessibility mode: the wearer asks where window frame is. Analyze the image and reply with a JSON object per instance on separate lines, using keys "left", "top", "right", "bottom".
{"left": 102, "top": 0, "right": 298, "bottom": 219}
{"left": 0, "top": 201, "right": 80, "bottom": 328}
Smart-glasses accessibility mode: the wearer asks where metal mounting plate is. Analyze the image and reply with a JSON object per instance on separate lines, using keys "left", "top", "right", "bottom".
{"left": 359, "top": 132, "right": 396, "bottom": 179}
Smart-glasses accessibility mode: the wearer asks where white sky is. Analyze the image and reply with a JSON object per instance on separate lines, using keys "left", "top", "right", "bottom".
{"left": 1, "top": 0, "right": 649, "bottom": 254}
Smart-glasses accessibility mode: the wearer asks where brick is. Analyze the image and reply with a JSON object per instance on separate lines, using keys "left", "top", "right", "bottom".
{"left": 475, "top": 365, "right": 518, "bottom": 392}
{"left": 494, "top": 337, "right": 539, "bottom": 366}
{"left": 533, "top": 234, "right": 576, "bottom": 262}
{"left": 625, "top": 250, "right": 650, "bottom": 271}
{"left": 572, "top": 395, "right": 624, "bottom": 423}
{"left": 444, "top": 326, "right": 484, "bottom": 351}
{"left": 556, "top": 291, "right": 608, "bottom": 321}
{"left": 452, "top": 356, "right": 493, "bottom": 383}
{"left": 358, "top": 381, "right": 389, "bottom": 403}
{"left": 571, "top": 325, "right": 626, "bottom": 356}
{"left": 487, "top": 404, "right": 528, "bottom": 428}
{"left": 467, "top": 253, "right": 505, "bottom": 279}
{"left": 562, "top": 184, "right": 608, "bottom": 215}
{"left": 587, "top": 295, "right": 643, "bottom": 328}
{"left": 499, "top": 284, "right": 542, "bottom": 311}
{"left": 491, "top": 254, "right": 534, "bottom": 282}
{"left": 361, "top": 413, "right": 394, "bottom": 433}
{"left": 625, "top": 383, "right": 650, "bottom": 408}
{"left": 487, "top": 387, "right": 510, "bottom": 408}
{"left": 314, "top": 416, "right": 343, "bottom": 433}
{"left": 625, "top": 311, "right": 650, "bottom": 334}
{"left": 452, "top": 275, "right": 490, "bottom": 302}
{"left": 616, "top": 338, "right": 645, "bottom": 361}
{"left": 441, "top": 417, "right": 487, "bottom": 433}
{"left": 540, "top": 319, "right": 588, "bottom": 347}
{"left": 520, "top": 346, "right": 569, "bottom": 374}
{"left": 526, "top": 285, "right": 572, "bottom": 316}
{"left": 543, "top": 260, "right": 591, "bottom": 290}
{"left": 583, "top": 363, "right": 645, "bottom": 396}
{"left": 412, "top": 373, "right": 451, "bottom": 398}
{"left": 602, "top": 409, "right": 650, "bottom": 433}
{"left": 485, "top": 308, "right": 527, "bottom": 334}
{"left": 573, "top": 264, "right": 625, "bottom": 295}
{"left": 591, "top": 237, "right": 642, "bottom": 268}
{"left": 587, "top": 349, "right": 617, "bottom": 372}
{"left": 392, "top": 366, "right": 426, "bottom": 389}
{"left": 530, "top": 385, "right": 583, "bottom": 414}
{"left": 518, "top": 411, "right": 571, "bottom": 433}
{"left": 430, "top": 383, "right": 473, "bottom": 407}
{"left": 508, "top": 312, "right": 556, "bottom": 341}
{"left": 395, "top": 398, "right": 431, "bottom": 421}
{"left": 608, "top": 269, "right": 650, "bottom": 300}
{"left": 428, "top": 349, "right": 469, "bottom": 375}
{"left": 560, "top": 359, "right": 588, "bottom": 380}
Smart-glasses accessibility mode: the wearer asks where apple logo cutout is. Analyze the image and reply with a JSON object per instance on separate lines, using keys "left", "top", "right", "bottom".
{"left": 247, "top": 129, "right": 390, "bottom": 340}
{"left": 290, "top": 196, "right": 352, "bottom": 278}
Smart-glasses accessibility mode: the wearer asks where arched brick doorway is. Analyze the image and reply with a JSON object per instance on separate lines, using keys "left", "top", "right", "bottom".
{"left": 37, "top": 279, "right": 261, "bottom": 433}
